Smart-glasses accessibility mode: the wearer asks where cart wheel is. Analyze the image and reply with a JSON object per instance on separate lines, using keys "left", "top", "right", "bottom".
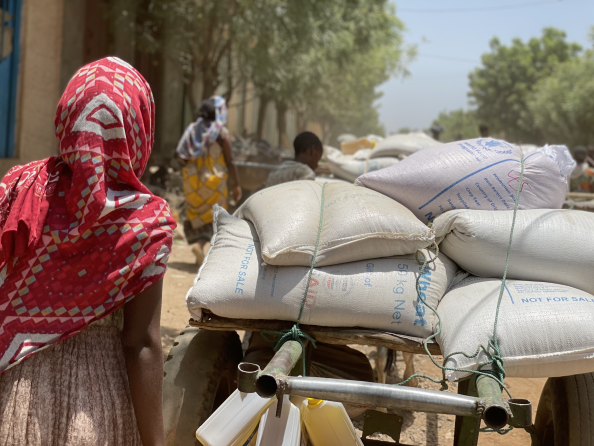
{"left": 534, "top": 373, "right": 594, "bottom": 446}
{"left": 163, "top": 327, "right": 243, "bottom": 446}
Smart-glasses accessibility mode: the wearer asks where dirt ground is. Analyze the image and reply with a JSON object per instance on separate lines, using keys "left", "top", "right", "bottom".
{"left": 161, "top": 242, "right": 545, "bottom": 446}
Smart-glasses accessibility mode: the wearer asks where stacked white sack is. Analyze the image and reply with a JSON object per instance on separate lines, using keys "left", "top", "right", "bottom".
{"left": 369, "top": 132, "right": 441, "bottom": 159}
{"left": 355, "top": 138, "right": 575, "bottom": 224}
{"left": 187, "top": 208, "right": 457, "bottom": 337}
{"left": 437, "top": 277, "right": 594, "bottom": 380}
{"left": 325, "top": 146, "right": 399, "bottom": 182}
{"left": 235, "top": 181, "right": 434, "bottom": 267}
{"left": 433, "top": 209, "right": 594, "bottom": 295}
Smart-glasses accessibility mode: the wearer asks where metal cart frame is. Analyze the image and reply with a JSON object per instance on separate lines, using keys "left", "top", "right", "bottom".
{"left": 190, "top": 311, "right": 536, "bottom": 446}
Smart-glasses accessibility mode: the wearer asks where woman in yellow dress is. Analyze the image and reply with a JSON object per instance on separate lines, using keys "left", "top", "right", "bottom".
{"left": 176, "top": 96, "right": 241, "bottom": 263}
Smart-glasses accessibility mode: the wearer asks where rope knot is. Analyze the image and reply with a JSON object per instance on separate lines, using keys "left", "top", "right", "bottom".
{"left": 487, "top": 338, "right": 506, "bottom": 384}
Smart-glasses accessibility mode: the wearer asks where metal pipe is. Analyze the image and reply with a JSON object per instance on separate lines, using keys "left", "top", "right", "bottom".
{"left": 255, "top": 340, "right": 303, "bottom": 397}
{"left": 266, "top": 376, "right": 479, "bottom": 418}
{"left": 237, "top": 362, "right": 260, "bottom": 393}
{"left": 508, "top": 398, "right": 532, "bottom": 428}
{"left": 475, "top": 375, "right": 510, "bottom": 430}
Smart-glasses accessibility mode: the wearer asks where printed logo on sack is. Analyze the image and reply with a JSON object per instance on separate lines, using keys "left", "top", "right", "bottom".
{"left": 322, "top": 271, "right": 355, "bottom": 299}
{"left": 476, "top": 138, "right": 514, "bottom": 154}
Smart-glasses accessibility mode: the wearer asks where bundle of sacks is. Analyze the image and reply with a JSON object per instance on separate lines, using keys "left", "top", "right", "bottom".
{"left": 186, "top": 136, "right": 594, "bottom": 381}
{"left": 324, "top": 146, "right": 398, "bottom": 183}
{"left": 186, "top": 180, "right": 458, "bottom": 339}
{"left": 433, "top": 209, "right": 594, "bottom": 380}
{"left": 357, "top": 137, "right": 594, "bottom": 380}
{"left": 325, "top": 132, "right": 441, "bottom": 183}
{"left": 368, "top": 132, "right": 441, "bottom": 159}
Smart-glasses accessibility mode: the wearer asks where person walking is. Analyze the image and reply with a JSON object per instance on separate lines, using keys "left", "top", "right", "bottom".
{"left": 0, "top": 57, "right": 174, "bottom": 446}
{"left": 176, "top": 96, "right": 241, "bottom": 264}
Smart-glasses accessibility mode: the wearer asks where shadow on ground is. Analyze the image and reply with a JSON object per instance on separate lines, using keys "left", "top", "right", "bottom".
{"left": 161, "top": 325, "right": 190, "bottom": 360}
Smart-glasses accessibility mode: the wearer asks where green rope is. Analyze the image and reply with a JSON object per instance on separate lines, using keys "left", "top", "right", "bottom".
{"left": 394, "top": 155, "right": 527, "bottom": 435}
{"left": 261, "top": 183, "right": 327, "bottom": 375}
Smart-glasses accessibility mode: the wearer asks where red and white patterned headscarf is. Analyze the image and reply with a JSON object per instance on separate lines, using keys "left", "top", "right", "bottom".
{"left": 0, "top": 57, "right": 175, "bottom": 372}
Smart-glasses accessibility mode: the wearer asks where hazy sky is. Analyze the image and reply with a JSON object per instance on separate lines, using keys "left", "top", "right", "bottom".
{"left": 378, "top": 0, "right": 594, "bottom": 134}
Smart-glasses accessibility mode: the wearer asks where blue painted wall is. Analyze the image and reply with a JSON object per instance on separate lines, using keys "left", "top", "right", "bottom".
{"left": 0, "top": 0, "right": 23, "bottom": 158}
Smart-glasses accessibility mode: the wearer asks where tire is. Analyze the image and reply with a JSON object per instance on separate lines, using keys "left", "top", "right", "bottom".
{"left": 163, "top": 327, "right": 243, "bottom": 446}
{"left": 534, "top": 373, "right": 594, "bottom": 446}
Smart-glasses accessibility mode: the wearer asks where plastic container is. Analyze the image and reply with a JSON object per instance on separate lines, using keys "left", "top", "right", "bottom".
{"left": 196, "top": 389, "right": 276, "bottom": 446}
{"left": 257, "top": 395, "right": 302, "bottom": 446}
{"left": 300, "top": 398, "right": 363, "bottom": 446}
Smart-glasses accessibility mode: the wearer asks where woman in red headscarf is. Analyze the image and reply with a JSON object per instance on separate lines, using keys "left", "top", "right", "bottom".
{"left": 0, "top": 57, "right": 175, "bottom": 445}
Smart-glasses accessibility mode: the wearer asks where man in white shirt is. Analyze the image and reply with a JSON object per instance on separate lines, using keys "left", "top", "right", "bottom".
{"left": 266, "top": 131, "right": 323, "bottom": 187}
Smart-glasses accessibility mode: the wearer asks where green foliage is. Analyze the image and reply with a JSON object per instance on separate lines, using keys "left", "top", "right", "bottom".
{"left": 297, "top": 1, "right": 414, "bottom": 143}
{"left": 134, "top": 0, "right": 411, "bottom": 141}
{"left": 468, "top": 28, "right": 582, "bottom": 143}
{"left": 134, "top": 0, "right": 248, "bottom": 114}
{"left": 528, "top": 53, "right": 594, "bottom": 147}
{"left": 432, "top": 109, "right": 480, "bottom": 143}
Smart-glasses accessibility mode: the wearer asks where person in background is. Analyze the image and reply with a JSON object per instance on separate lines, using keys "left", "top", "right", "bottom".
{"left": 479, "top": 124, "right": 490, "bottom": 138}
{"left": 570, "top": 145, "right": 594, "bottom": 192}
{"left": 266, "top": 131, "right": 323, "bottom": 187}
{"left": 176, "top": 96, "right": 241, "bottom": 264}
{"left": 430, "top": 124, "right": 444, "bottom": 141}
{"left": 0, "top": 57, "right": 174, "bottom": 446}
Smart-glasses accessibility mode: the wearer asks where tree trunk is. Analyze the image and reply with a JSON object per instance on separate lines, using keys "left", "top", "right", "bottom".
{"left": 185, "top": 75, "right": 198, "bottom": 121}
{"left": 256, "top": 94, "right": 270, "bottom": 141}
{"left": 201, "top": 71, "right": 217, "bottom": 103}
{"left": 276, "top": 101, "right": 288, "bottom": 149}
{"left": 223, "top": 46, "right": 234, "bottom": 104}
{"left": 296, "top": 110, "right": 307, "bottom": 134}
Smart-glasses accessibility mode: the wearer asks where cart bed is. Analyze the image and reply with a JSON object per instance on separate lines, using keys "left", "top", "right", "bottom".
{"left": 190, "top": 310, "right": 441, "bottom": 356}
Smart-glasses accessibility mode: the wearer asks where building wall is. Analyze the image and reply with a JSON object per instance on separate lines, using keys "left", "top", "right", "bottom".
{"left": 0, "top": 0, "right": 65, "bottom": 176}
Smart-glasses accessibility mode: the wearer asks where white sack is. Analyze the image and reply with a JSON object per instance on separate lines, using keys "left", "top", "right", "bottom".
{"left": 369, "top": 132, "right": 441, "bottom": 159}
{"left": 187, "top": 209, "right": 458, "bottom": 337}
{"left": 437, "top": 277, "right": 594, "bottom": 380}
{"left": 314, "top": 176, "right": 350, "bottom": 184}
{"left": 325, "top": 146, "right": 399, "bottom": 182}
{"left": 356, "top": 138, "right": 575, "bottom": 224}
{"left": 235, "top": 181, "right": 434, "bottom": 267}
{"left": 517, "top": 144, "right": 541, "bottom": 155}
{"left": 433, "top": 209, "right": 594, "bottom": 295}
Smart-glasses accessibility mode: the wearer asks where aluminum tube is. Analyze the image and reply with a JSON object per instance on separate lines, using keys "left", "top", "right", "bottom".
{"left": 278, "top": 377, "right": 479, "bottom": 417}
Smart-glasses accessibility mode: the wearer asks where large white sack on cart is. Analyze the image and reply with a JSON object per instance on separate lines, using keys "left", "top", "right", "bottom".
{"left": 325, "top": 146, "right": 398, "bottom": 182}
{"left": 187, "top": 209, "right": 457, "bottom": 338}
{"left": 433, "top": 209, "right": 594, "bottom": 295}
{"left": 235, "top": 181, "right": 434, "bottom": 267}
{"left": 369, "top": 132, "right": 441, "bottom": 159}
{"left": 355, "top": 138, "right": 575, "bottom": 224}
{"left": 437, "top": 277, "right": 594, "bottom": 380}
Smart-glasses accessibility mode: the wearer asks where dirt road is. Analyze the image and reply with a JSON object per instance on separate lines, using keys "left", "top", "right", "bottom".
{"left": 161, "top": 243, "right": 545, "bottom": 445}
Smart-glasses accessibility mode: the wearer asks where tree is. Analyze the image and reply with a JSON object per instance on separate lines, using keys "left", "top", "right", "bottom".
{"left": 528, "top": 53, "right": 594, "bottom": 147}
{"left": 300, "top": 1, "right": 414, "bottom": 144}
{"left": 431, "top": 109, "right": 479, "bottom": 143}
{"left": 132, "top": 0, "right": 412, "bottom": 141}
{"left": 242, "top": 0, "right": 412, "bottom": 144}
{"left": 135, "top": 0, "right": 252, "bottom": 117}
{"left": 468, "top": 28, "right": 581, "bottom": 144}
{"left": 239, "top": 0, "right": 332, "bottom": 141}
